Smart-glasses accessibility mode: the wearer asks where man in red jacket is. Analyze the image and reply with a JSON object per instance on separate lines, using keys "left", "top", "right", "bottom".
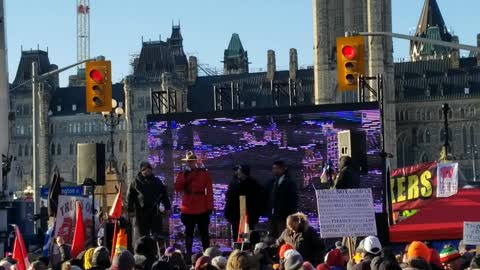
{"left": 175, "top": 151, "right": 214, "bottom": 257}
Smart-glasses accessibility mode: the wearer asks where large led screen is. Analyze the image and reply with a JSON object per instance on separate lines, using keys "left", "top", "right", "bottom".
{"left": 147, "top": 103, "right": 383, "bottom": 251}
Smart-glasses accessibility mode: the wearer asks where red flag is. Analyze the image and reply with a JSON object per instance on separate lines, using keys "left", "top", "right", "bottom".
{"left": 12, "top": 225, "right": 30, "bottom": 270}
{"left": 109, "top": 184, "right": 122, "bottom": 219}
{"left": 71, "top": 201, "right": 85, "bottom": 258}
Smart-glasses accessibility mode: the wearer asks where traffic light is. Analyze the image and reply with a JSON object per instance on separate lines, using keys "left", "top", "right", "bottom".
{"left": 85, "top": 60, "right": 112, "bottom": 112}
{"left": 336, "top": 36, "right": 366, "bottom": 91}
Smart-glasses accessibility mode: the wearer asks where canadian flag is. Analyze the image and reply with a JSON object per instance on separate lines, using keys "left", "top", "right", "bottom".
{"left": 12, "top": 225, "right": 30, "bottom": 270}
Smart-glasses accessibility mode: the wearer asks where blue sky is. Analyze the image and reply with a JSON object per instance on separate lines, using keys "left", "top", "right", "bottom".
{"left": 6, "top": 0, "right": 480, "bottom": 86}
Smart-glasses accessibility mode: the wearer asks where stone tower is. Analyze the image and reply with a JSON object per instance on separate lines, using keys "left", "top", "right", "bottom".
{"left": 410, "top": 0, "right": 452, "bottom": 61}
{"left": 312, "top": 0, "right": 396, "bottom": 166}
{"left": 223, "top": 33, "right": 249, "bottom": 75}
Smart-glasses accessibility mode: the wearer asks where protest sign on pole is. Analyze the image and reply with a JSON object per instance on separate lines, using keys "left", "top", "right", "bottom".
{"left": 463, "top": 222, "right": 480, "bottom": 246}
{"left": 316, "top": 189, "right": 377, "bottom": 238}
{"left": 54, "top": 195, "right": 99, "bottom": 245}
{"left": 437, "top": 162, "right": 458, "bottom": 198}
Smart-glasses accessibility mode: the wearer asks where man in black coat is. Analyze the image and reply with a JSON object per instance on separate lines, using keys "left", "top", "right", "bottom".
{"left": 334, "top": 156, "right": 360, "bottom": 189}
{"left": 128, "top": 162, "right": 171, "bottom": 240}
{"left": 224, "top": 164, "right": 265, "bottom": 241}
{"left": 266, "top": 160, "right": 298, "bottom": 238}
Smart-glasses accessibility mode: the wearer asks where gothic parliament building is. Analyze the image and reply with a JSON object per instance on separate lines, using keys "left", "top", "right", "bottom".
{"left": 8, "top": 0, "right": 480, "bottom": 191}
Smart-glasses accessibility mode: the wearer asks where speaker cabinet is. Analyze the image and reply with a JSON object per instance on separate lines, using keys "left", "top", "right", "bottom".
{"left": 77, "top": 143, "right": 105, "bottom": 185}
{"left": 337, "top": 130, "right": 367, "bottom": 173}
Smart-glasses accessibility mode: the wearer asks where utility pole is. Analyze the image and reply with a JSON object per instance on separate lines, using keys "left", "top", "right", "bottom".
{"left": 0, "top": 0, "right": 9, "bottom": 196}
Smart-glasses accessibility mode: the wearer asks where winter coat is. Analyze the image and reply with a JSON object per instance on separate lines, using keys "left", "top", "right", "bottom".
{"left": 334, "top": 157, "right": 360, "bottom": 189}
{"left": 224, "top": 176, "right": 265, "bottom": 226}
{"left": 349, "top": 254, "right": 378, "bottom": 270}
{"left": 266, "top": 174, "right": 298, "bottom": 221}
{"left": 402, "top": 258, "right": 431, "bottom": 270}
{"left": 127, "top": 173, "right": 171, "bottom": 214}
{"left": 58, "top": 244, "right": 72, "bottom": 263}
{"left": 175, "top": 168, "right": 214, "bottom": 215}
{"left": 277, "top": 214, "right": 325, "bottom": 265}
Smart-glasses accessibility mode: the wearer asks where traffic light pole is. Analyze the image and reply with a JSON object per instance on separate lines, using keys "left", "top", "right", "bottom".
{"left": 31, "top": 56, "right": 102, "bottom": 215}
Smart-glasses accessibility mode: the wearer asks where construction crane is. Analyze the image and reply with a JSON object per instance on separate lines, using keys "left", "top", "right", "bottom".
{"left": 77, "top": 0, "right": 90, "bottom": 70}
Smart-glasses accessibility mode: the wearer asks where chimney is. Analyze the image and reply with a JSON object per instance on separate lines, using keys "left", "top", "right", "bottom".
{"left": 289, "top": 48, "right": 298, "bottom": 80}
{"left": 267, "top": 50, "right": 276, "bottom": 81}
{"left": 450, "top": 35, "right": 460, "bottom": 69}
{"left": 477, "top": 34, "right": 480, "bottom": 67}
{"left": 188, "top": 56, "right": 198, "bottom": 84}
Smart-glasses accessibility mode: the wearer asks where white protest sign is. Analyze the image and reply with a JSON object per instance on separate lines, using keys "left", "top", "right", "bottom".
{"left": 316, "top": 188, "right": 377, "bottom": 238}
{"left": 54, "top": 195, "right": 100, "bottom": 245}
{"left": 437, "top": 162, "right": 458, "bottom": 198}
{"left": 463, "top": 222, "right": 480, "bottom": 245}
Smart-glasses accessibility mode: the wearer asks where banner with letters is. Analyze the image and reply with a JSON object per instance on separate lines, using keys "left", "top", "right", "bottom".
{"left": 390, "top": 161, "right": 437, "bottom": 212}
{"left": 436, "top": 162, "right": 458, "bottom": 198}
{"left": 54, "top": 195, "right": 100, "bottom": 245}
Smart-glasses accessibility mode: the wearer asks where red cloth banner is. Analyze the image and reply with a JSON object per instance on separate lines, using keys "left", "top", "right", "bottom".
{"left": 390, "top": 161, "right": 438, "bottom": 211}
{"left": 12, "top": 225, "right": 30, "bottom": 270}
{"left": 71, "top": 201, "right": 85, "bottom": 258}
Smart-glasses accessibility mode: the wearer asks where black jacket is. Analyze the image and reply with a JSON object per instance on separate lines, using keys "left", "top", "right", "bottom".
{"left": 266, "top": 174, "right": 298, "bottom": 220}
{"left": 224, "top": 176, "right": 265, "bottom": 226}
{"left": 334, "top": 157, "right": 360, "bottom": 189}
{"left": 127, "top": 173, "right": 171, "bottom": 214}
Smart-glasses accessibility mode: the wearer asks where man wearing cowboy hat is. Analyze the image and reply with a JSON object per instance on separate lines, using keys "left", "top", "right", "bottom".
{"left": 174, "top": 151, "right": 214, "bottom": 258}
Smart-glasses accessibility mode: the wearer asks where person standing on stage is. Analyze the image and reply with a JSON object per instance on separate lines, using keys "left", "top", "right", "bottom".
{"left": 174, "top": 151, "right": 214, "bottom": 258}
{"left": 333, "top": 156, "right": 360, "bottom": 189}
{"left": 266, "top": 160, "right": 298, "bottom": 239}
{"left": 224, "top": 164, "right": 265, "bottom": 241}
{"left": 127, "top": 161, "right": 171, "bottom": 239}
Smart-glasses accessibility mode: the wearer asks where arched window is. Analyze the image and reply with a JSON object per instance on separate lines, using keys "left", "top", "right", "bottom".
{"left": 416, "top": 111, "right": 421, "bottom": 120}
{"left": 121, "top": 163, "right": 127, "bottom": 178}
{"left": 119, "top": 140, "right": 123, "bottom": 153}
{"left": 470, "top": 126, "right": 475, "bottom": 145}
{"left": 18, "top": 144, "right": 22, "bottom": 157}
{"left": 70, "top": 143, "right": 74, "bottom": 155}
{"left": 57, "top": 144, "right": 61, "bottom": 155}
{"left": 24, "top": 144, "right": 29, "bottom": 156}
{"left": 471, "top": 107, "right": 476, "bottom": 117}
{"left": 461, "top": 109, "right": 465, "bottom": 118}
{"left": 427, "top": 111, "right": 431, "bottom": 121}
{"left": 51, "top": 144, "right": 55, "bottom": 155}
{"left": 422, "top": 111, "right": 426, "bottom": 121}
{"left": 463, "top": 127, "right": 468, "bottom": 153}
{"left": 418, "top": 130, "right": 424, "bottom": 144}
{"left": 412, "top": 128, "right": 418, "bottom": 145}
{"left": 425, "top": 130, "right": 431, "bottom": 143}
{"left": 405, "top": 111, "right": 408, "bottom": 121}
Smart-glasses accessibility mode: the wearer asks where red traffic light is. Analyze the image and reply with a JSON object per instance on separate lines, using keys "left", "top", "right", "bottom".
{"left": 89, "top": 69, "right": 105, "bottom": 83}
{"left": 342, "top": 45, "right": 356, "bottom": 60}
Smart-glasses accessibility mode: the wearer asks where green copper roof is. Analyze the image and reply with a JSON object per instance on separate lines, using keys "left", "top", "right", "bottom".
{"left": 420, "top": 26, "right": 450, "bottom": 56}
{"left": 226, "top": 33, "right": 244, "bottom": 54}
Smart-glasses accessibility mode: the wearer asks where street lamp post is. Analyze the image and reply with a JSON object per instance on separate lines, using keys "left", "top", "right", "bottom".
{"left": 101, "top": 99, "right": 124, "bottom": 173}
{"left": 467, "top": 144, "right": 478, "bottom": 182}
{"left": 442, "top": 103, "right": 451, "bottom": 159}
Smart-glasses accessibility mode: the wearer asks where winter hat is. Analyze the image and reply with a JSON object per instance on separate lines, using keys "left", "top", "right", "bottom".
{"left": 134, "top": 236, "right": 157, "bottom": 257}
{"left": 84, "top": 247, "right": 96, "bottom": 270}
{"left": 211, "top": 256, "right": 227, "bottom": 270}
{"left": 356, "top": 239, "right": 366, "bottom": 254}
{"left": 152, "top": 260, "right": 174, "bottom": 270}
{"left": 407, "top": 241, "right": 430, "bottom": 262}
{"left": 93, "top": 246, "right": 111, "bottom": 268}
{"left": 195, "top": 256, "right": 211, "bottom": 270}
{"left": 111, "top": 250, "right": 135, "bottom": 270}
{"left": 429, "top": 248, "right": 443, "bottom": 270}
{"left": 133, "top": 255, "right": 147, "bottom": 270}
{"left": 165, "top": 247, "right": 176, "bottom": 257}
{"left": 316, "top": 264, "right": 329, "bottom": 270}
{"left": 440, "top": 246, "right": 461, "bottom": 264}
{"left": 279, "top": 244, "right": 294, "bottom": 260}
{"left": 363, "top": 236, "right": 382, "bottom": 255}
{"left": 470, "top": 254, "right": 480, "bottom": 269}
{"left": 326, "top": 249, "right": 344, "bottom": 268}
{"left": 191, "top": 253, "right": 203, "bottom": 267}
{"left": 284, "top": 250, "right": 301, "bottom": 260}
{"left": 284, "top": 254, "right": 304, "bottom": 270}
{"left": 335, "top": 241, "right": 343, "bottom": 249}
{"left": 204, "top": 247, "right": 222, "bottom": 258}
{"left": 303, "top": 262, "right": 315, "bottom": 270}
{"left": 140, "top": 162, "right": 152, "bottom": 170}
